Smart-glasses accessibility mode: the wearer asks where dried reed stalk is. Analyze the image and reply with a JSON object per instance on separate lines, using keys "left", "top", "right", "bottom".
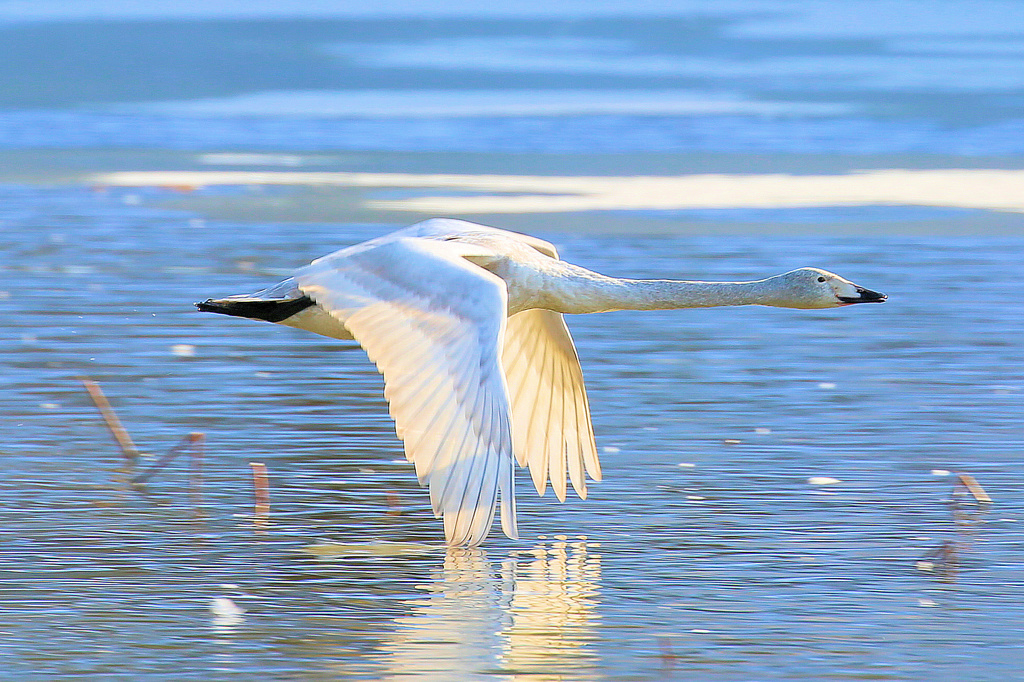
{"left": 189, "top": 433, "right": 204, "bottom": 509}
{"left": 250, "top": 462, "right": 270, "bottom": 531}
{"left": 81, "top": 377, "right": 140, "bottom": 466}
{"left": 955, "top": 473, "right": 992, "bottom": 505}
{"left": 132, "top": 432, "right": 204, "bottom": 484}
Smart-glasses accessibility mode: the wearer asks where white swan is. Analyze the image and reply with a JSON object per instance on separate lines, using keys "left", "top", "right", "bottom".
{"left": 198, "top": 218, "right": 885, "bottom": 546}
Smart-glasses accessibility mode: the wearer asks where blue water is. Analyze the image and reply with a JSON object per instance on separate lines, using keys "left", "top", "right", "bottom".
{"left": 2, "top": 2, "right": 1024, "bottom": 680}
{"left": 6, "top": 110, "right": 1024, "bottom": 155}
{"left": 1, "top": 4, "right": 1024, "bottom": 156}
{"left": 2, "top": 187, "right": 1023, "bottom": 680}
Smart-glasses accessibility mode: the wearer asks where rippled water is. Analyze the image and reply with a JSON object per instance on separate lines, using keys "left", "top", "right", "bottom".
{"left": 2, "top": 186, "right": 1022, "bottom": 679}
{"left": 2, "top": 1, "right": 1024, "bottom": 678}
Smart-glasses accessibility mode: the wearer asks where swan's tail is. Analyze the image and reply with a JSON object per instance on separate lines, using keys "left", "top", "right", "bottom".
{"left": 196, "top": 277, "right": 314, "bottom": 323}
{"left": 196, "top": 295, "right": 314, "bottom": 322}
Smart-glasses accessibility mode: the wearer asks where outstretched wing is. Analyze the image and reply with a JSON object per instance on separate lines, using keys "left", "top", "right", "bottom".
{"left": 502, "top": 309, "right": 601, "bottom": 502}
{"left": 295, "top": 237, "right": 517, "bottom": 546}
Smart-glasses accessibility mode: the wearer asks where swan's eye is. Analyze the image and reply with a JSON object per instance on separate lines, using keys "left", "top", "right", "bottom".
{"left": 816, "top": 276, "right": 826, "bottom": 283}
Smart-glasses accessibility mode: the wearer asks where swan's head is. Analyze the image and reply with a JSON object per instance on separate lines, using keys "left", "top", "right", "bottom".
{"left": 772, "top": 268, "right": 887, "bottom": 309}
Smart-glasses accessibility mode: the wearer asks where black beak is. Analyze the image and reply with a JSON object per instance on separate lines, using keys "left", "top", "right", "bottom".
{"left": 838, "top": 287, "right": 887, "bottom": 304}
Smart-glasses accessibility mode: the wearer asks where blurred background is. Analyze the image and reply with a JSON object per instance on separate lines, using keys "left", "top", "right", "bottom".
{"left": 2, "top": 1, "right": 1022, "bottom": 679}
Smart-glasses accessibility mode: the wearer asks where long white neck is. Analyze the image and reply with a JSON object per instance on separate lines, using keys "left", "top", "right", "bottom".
{"left": 543, "top": 264, "right": 786, "bottom": 314}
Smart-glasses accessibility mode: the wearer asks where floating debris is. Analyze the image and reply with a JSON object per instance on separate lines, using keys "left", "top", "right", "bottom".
{"left": 209, "top": 597, "right": 245, "bottom": 627}
{"left": 171, "top": 344, "right": 196, "bottom": 357}
{"left": 602, "top": 446, "right": 621, "bottom": 454}
{"left": 754, "top": 427, "right": 771, "bottom": 435}
{"left": 817, "top": 382, "right": 837, "bottom": 390}
{"left": 807, "top": 476, "right": 841, "bottom": 485}
{"left": 931, "top": 469, "right": 951, "bottom": 477}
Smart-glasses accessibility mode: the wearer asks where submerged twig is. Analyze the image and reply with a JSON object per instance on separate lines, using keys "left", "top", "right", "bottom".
{"left": 918, "top": 540, "right": 959, "bottom": 582}
{"left": 386, "top": 490, "right": 402, "bottom": 516}
{"left": 189, "top": 433, "right": 204, "bottom": 510}
{"left": 919, "top": 472, "right": 994, "bottom": 583}
{"left": 80, "top": 378, "right": 206, "bottom": 517}
{"left": 658, "top": 637, "right": 680, "bottom": 673}
{"left": 250, "top": 462, "right": 270, "bottom": 532}
{"left": 949, "top": 472, "right": 993, "bottom": 534}
{"left": 132, "top": 432, "right": 204, "bottom": 484}
{"left": 81, "top": 377, "right": 140, "bottom": 467}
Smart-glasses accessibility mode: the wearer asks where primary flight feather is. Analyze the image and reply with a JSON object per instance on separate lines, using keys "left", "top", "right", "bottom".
{"left": 198, "top": 218, "right": 885, "bottom": 546}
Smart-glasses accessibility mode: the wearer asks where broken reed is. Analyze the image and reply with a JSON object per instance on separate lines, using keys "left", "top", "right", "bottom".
{"left": 82, "top": 376, "right": 204, "bottom": 511}
{"left": 83, "top": 378, "right": 274, "bottom": 529}
{"left": 81, "top": 377, "right": 140, "bottom": 467}
{"left": 250, "top": 462, "right": 270, "bottom": 531}
{"left": 954, "top": 473, "right": 992, "bottom": 505}
{"left": 918, "top": 471, "right": 993, "bottom": 582}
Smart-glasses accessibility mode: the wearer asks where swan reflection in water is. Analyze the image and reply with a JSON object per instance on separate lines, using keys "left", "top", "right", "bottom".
{"left": 380, "top": 537, "right": 601, "bottom": 681}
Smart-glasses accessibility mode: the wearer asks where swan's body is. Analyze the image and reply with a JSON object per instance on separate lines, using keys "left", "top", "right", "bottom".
{"left": 198, "top": 218, "right": 885, "bottom": 546}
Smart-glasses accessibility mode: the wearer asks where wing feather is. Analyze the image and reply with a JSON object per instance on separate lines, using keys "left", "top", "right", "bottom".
{"left": 295, "top": 236, "right": 515, "bottom": 546}
{"left": 551, "top": 355, "right": 570, "bottom": 501}
{"left": 500, "top": 309, "right": 601, "bottom": 504}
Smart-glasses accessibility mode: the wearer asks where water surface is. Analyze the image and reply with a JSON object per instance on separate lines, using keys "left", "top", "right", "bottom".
{"left": 2, "top": 189, "right": 1022, "bottom": 679}
{"left": 2, "top": 1, "right": 1023, "bottom": 679}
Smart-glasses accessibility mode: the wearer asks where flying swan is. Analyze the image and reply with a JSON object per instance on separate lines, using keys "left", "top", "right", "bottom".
{"left": 198, "top": 218, "right": 886, "bottom": 546}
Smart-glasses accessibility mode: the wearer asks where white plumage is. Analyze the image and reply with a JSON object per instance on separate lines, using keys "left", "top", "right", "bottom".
{"left": 199, "top": 218, "right": 885, "bottom": 546}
